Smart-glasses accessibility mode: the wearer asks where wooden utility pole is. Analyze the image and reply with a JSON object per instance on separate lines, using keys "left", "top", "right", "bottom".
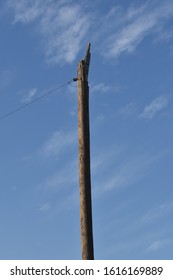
{"left": 77, "top": 43, "right": 94, "bottom": 260}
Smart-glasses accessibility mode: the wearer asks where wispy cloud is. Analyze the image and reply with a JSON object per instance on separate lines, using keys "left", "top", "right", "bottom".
{"left": 7, "top": 0, "right": 44, "bottom": 24}
{"left": 5, "top": 1, "right": 173, "bottom": 63}
{"left": 140, "top": 202, "right": 173, "bottom": 224}
{"left": 38, "top": 202, "right": 51, "bottom": 212}
{"left": 38, "top": 159, "right": 78, "bottom": 191}
{"left": 93, "top": 147, "right": 167, "bottom": 195}
{"left": 146, "top": 239, "right": 172, "bottom": 252}
{"left": 109, "top": 200, "right": 173, "bottom": 248}
{"left": 54, "top": 190, "right": 79, "bottom": 213}
{"left": 6, "top": 0, "right": 90, "bottom": 64}
{"left": 90, "top": 83, "right": 111, "bottom": 94}
{"left": 20, "top": 88, "right": 37, "bottom": 103}
{"left": 91, "top": 145, "right": 125, "bottom": 175}
{"left": 139, "top": 96, "right": 168, "bottom": 120}
{"left": 40, "top": 130, "right": 77, "bottom": 159}
{"left": 41, "top": 4, "right": 90, "bottom": 64}
{"left": 100, "top": 154, "right": 148, "bottom": 192}
{"left": 103, "top": 1, "right": 173, "bottom": 59}
{"left": 118, "top": 102, "right": 136, "bottom": 118}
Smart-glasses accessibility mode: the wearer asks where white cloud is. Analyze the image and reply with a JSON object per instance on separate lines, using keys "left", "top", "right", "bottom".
{"left": 6, "top": 0, "right": 90, "bottom": 64}
{"left": 118, "top": 102, "right": 136, "bottom": 117}
{"left": 141, "top": 202, "right": 173, "bottom": 224}
{"left": 90, "top": 83, "right": 111, "bottom": 93}
{"left": 100, "top": 155, "right": 146, "bottom": 192}
{"left": 91, "top": 146, "right": 124, "bottom": 176}
{"left": 107, "top": 16, "right": 155, "bottom": 58}
{"left": 38, "top": 202, "right": 50, "bottom": 212}
{"left": 5, "top": 1, "right": 173, "bottom": 63}
{"left": 38, "top": 159, "right": 78, "bottom": 191}
{"left": 41, "top": 130, "right": 76, "bottom": 159}
{"left": 54, "top": 190, "right": 79, "bottom": 213}
{"left": 7, "top": 0, "right": 44, "bottom": 24}
{"left": 103, "top": 1, "right": 173, "bottom": 59}
{"left": 93, "top": 148, "right": 167, "bottom": 194}
{"left": 41, "top": 4, "right": 90, "bottom": 64}
{"left": 20, "top": 88, "right": 37, "bottom": 103}
{"left": 146, "top": 239, "right": 170, "bottom": 252}
{"left": 139, "top": 96, "right": 168, "bottom": 120}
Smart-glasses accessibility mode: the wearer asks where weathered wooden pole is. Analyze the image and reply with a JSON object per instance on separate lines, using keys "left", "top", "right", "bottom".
{"left": 77, "top": 43, "right": 94, "bottom": 260}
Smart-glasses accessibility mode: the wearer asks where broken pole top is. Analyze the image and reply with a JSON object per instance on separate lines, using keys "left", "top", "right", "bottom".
{"left": 78, "top": 43, "right": 91, "bottom": 81}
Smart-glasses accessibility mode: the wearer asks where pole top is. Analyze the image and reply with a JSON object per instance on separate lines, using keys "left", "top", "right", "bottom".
{"left": 84, "top": 42, "right": 91, "bottom": 80}
{"left": 85, "top": 43, "right": 91, "bottom": 60}
{"left": 77, "top": 43, "right": 91, "bottom": 81}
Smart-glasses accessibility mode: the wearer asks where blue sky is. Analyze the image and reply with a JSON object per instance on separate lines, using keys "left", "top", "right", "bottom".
{"left": 0, "top": 0, "right": 173, "bottom": 260}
